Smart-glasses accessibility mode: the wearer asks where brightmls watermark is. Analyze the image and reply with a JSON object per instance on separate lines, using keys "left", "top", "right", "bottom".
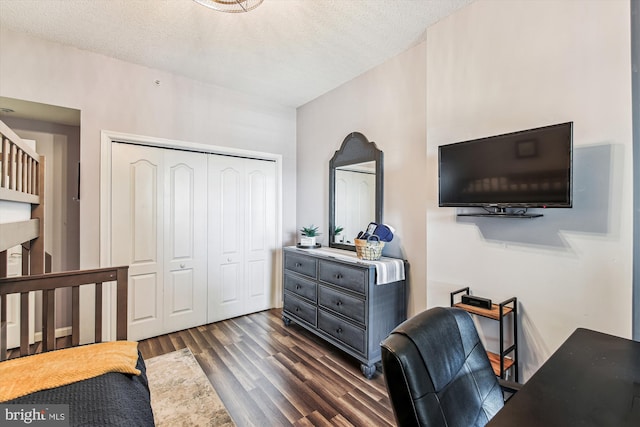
{"left": 0, "top": 405, "right": 69, "bottom": 426}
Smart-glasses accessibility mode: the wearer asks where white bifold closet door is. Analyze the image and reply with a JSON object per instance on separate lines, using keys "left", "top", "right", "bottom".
{"left": 111, "top": 143, "right": 276, "bottom": 340}
{"left": 111, "top": 143, "right": 208, "bottom": 341}
{"left": 207, "top": 155, "right": 276, "bottom": 323}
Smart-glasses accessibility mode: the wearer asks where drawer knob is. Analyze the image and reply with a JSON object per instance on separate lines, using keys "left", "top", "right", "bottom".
{"left": 180, "top": 263, "right": 186, "bottom": 268}
{"left": 336, "top": 327, "right": 343, "bottom": 334}
{"left": 295, "top": 307, "right": 300, "bottom": 312}
{"left": 335, "top": 273, "right": 343, "bottom": 279}
{"left": 295, "top": 262, "right": 302, "bottom": 267}
{"left": 296, "top": 284, "right": 301, "bottom": 290}
{"left": 336, "top": 300, "right": 343, "bottom": 307}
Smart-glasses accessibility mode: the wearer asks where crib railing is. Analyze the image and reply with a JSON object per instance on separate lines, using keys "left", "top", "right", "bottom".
{"left": 0, "top": 266, "right": 129, "bottom": 361}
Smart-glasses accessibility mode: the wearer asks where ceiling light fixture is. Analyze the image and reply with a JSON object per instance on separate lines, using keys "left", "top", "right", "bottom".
{"left": 193, "top": 0, "right": 264, "bottom": 13}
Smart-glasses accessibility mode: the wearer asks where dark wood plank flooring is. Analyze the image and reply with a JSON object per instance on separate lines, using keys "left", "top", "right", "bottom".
{"left": 138, "top": 308, "right": 395, "bottom": 427}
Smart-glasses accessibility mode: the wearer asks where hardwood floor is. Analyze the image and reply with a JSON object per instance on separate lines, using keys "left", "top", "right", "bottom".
{"left": 138, "top": 308, "right": 395, "bottom": 427}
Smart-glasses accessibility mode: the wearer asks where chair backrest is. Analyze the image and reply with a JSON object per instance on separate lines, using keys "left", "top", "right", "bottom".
{"left": 380, "top": 307, "right": 504, "bottom": 427}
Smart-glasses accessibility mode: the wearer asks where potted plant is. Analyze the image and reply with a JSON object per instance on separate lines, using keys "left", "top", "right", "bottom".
{"left": 300, "top": 225, "right": 321, "bottom": 247}
{"left": 333, "top": 225, "right": 344, "bottom": 243}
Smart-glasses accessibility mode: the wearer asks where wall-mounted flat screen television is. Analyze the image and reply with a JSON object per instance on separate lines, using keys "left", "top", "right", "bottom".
{"left": 438, "top": 122, "right": 573, "bottom": 214}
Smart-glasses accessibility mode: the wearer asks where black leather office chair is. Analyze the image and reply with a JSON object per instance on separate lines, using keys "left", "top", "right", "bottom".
{"left": 380, "top": 307, "right": 519, "bottom": 427}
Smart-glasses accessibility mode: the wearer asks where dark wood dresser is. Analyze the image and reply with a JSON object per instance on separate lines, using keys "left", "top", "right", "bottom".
{"left": 282, "top": 246, "right": 406, "bottom": 378}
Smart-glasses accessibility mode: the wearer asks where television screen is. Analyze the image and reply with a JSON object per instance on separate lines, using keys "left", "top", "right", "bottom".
{"left": 438, "top": 122, "right": 572, "bottom": 209}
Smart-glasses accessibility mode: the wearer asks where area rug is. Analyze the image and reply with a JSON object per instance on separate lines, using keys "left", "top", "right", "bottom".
{"left": 145, "top": 347, "right": 235, "bottom": 427}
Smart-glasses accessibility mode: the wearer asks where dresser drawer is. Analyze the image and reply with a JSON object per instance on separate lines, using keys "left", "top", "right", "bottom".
{"left": 284, "top": 272, "right": 317, "bottom": 302}
{"left": 284, "top": 293, "right": 317, "bottom": 327}
{"left": 319, "top": 261, "right": 367, "bottom": 294}
{"left": 318, "top": 310, "right": 365, "bottom": 354}
{"left": 318, "top": 285, "right": 365, "bottom": 324}
{"left": 284, "top": 252, "right": 317, "bottom": 278}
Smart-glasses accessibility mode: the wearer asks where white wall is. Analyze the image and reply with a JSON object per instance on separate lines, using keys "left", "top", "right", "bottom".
{"left": 298, "top": 0, "right": 633, "bottom": 380}
{"left": 0, "top": 28, "right": 297, "bottom": 271}
{"left": 426, "top": 0, "right": 632, "bottom": 381}
{"left": 297, "top": 44, "right": 428, "bottom": 317}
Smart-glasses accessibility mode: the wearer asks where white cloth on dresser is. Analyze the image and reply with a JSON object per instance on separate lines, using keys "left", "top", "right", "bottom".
{"left": 295, "top": 246, "right": 405, "bottom": 285}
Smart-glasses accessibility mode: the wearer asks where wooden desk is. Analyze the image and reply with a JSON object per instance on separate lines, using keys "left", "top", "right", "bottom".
{"left": 488, "top": 328, "right": 640, "bottom": 427}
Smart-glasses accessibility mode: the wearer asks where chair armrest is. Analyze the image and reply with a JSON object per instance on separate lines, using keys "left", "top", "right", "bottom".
{"left": 499, "top": 378, "right": 522, "bottom": 401}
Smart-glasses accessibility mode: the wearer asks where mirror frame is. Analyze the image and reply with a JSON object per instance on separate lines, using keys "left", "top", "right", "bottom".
{"left": 329, "top": 132, "right": 383, "bottom": 251}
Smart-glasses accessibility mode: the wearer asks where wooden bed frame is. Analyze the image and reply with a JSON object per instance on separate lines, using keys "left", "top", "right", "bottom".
{"left": 0, "top": 267, "right": 128, "bottom": 361}
{"left": 0, "top": 119, "right": 128, "bottom": 361}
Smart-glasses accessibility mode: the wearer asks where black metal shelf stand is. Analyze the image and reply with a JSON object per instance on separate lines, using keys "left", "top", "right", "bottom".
{"left": 450, "top": 287, "right": 519, "bottom": 382}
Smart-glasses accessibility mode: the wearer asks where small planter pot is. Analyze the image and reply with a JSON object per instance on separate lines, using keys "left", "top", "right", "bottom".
{"left": 300, "top": 236, "right": 317, "bottom": 246}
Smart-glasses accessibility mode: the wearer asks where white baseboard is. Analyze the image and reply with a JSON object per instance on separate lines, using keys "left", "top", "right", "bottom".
{"left": 34, "top": 326, "right": 72, "bottom": 342}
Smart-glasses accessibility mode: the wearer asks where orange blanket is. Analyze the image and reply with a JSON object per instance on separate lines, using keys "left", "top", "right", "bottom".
{"left": 0, "top": 341, "right": 141, "bottom": 402}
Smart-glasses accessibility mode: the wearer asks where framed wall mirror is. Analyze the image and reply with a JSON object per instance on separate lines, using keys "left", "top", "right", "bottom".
{"left": 329, "top": 132, "right": 383, "bottom": 251}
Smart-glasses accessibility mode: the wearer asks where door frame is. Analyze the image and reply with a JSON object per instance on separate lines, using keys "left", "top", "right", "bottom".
{"left": 99, "top": 130, "right": 283, "bottom": 341}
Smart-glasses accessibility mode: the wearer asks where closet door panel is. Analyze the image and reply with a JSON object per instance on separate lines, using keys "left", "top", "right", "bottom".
{"left": 221, "top": 264, "right": 241, "bottom": 303}
{"left": 130, "top": 273, "right": 159, "bottom": 322}
{"left": 208, "top": 156, "right": 246, "bottom": 321}
{"left": 168, "top": 269, "right": 194, "bottom": 312}
{"left": 245, "top": 161, "right": 277, "bottom": 312}
{"left": 248, "top": 260, "right": 267, "bottom": 297}
{"left": 131, "top": 161, "right": 158, "bottom": 263}
{"left": 164, "top": 151, "right": 208, "bottom": 332}
{"left": 220, "top": 167, "right": 242, "bottom": 258}
{"left": 112, "top": 143, "right": 164, "bottom": 340}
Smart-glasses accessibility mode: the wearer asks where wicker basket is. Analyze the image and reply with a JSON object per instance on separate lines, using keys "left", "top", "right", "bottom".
{"left": 354, "top": 236, "right": 385, "bottom": 260}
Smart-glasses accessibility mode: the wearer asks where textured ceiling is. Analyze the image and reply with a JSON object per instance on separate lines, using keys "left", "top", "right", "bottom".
{"left": 0, "top": 0, "right": 474, "bottom": 108}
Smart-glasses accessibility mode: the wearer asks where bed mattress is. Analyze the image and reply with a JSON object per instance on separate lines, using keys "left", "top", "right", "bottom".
{"left": 7, "top": 353, "right": 154, "bottom": 426}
